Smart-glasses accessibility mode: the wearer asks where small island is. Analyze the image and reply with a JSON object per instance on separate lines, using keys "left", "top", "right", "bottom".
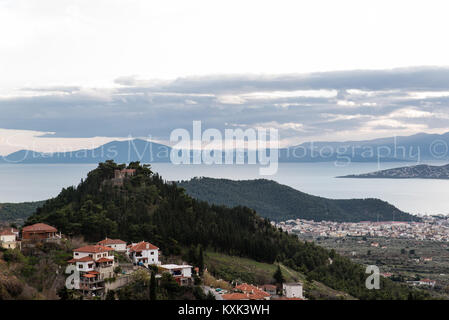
{"left": 338, "top": 163, "right": 449, "bottom": 179}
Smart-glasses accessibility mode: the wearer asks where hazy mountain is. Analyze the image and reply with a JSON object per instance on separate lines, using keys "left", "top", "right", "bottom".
{"left": 339, "top": 163, "right": 449, "bottom": 179}
{"left": 178, "top": 177, "right": 419, "bottom": 222}
{"left": 279, "top": 131, "right": 449, "bottom": 162}
{"left": 2, "top": 131, "right": 449, "bottom": 164}
{"left": 0, "top": 139, "right": 172, "bottom": 164}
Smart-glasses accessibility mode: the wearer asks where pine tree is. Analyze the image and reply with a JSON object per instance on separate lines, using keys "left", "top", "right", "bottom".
{"left": 149, "top": 271, "right": 157, "bottom": 300}
{"left": 273, "top": 264, "right": 284, "bottom": 285}
{"left": 198, "top": 245, "right": 204, "bottom": 276}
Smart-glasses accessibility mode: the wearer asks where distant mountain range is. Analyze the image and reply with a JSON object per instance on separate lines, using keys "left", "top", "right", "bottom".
{"left": 2, "top": 131, "right": 449, "bottom": 164}
{"left": 0, "top": 139, "right": 171, "bottom": 164}
{"left": 278, "top": 131, "right": 449, "bottom": 162}
{"left": 178, "top": 177, "right": 419, "bottom": 222}
{"left": 339, "top": 163, "right": 449, "bottom": 179}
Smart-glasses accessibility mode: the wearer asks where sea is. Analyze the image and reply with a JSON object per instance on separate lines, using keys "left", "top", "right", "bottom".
{"left": 1, "top": 161, "right": 448, "bottom": 216}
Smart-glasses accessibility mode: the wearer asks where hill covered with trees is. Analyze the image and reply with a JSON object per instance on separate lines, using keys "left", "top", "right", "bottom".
{"left": 26, "top": 161, "right": 427, "bottom": 299}
{"left": 0, "top": 201, "right": 45, "bottom": 224}
{"left": 178, "top": 178, "right": 419, "bottom": 222}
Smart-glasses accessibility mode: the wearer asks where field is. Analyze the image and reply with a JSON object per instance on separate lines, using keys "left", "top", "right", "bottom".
{"left": 310, "top": 236, "right": 449, "bottom": 298}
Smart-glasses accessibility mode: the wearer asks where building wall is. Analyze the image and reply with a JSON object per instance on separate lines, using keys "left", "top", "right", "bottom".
{"left": 76, "top": 261, "right": 95, "bottom": 272}
{"left": 74, "top": 251, "right": 114, "bottom": 261}
{"left": 0, "top": 234, "right": 16, "bottom": 242}
{"left": 22, "top": 231, "right": 51, "bottom": 240}
{"left": 0, "top": 240, "right": 20, "bottom": 250}
{"left": 107, "top": 243, "right": 126, "bottom": 252}
{"left": 283, "top": 284, "right": 303, "bottom": 298}
{"left": 181, "top": 267, "right": 192, "bottom": 278}
{"left": 130, "top": 249, "right": 159, "bottom": 266}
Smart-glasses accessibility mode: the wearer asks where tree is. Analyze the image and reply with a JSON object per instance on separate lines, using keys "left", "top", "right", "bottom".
{"left": 149, "top": 272, "right": 157, "bottom": 300}
{"left": 198, "top": 245, "right": 204, "bottom": 276}
{"left": 105, "top": 290, "right": 116, "bottom": 300}
{"left": 206, "top": 291, "right": 216, "bottom": 300}
{"left": 57, "top": 287, "right": 77, "bottom": 300}
{"left": 273, "top": 265, "right": 284, "bottom": 285}
{"left": 188, "top": 245, "right": 197, "bottom": 266}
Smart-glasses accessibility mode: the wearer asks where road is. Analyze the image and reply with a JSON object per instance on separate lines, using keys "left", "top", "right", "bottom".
{"left": 202, "top": 286, "right": 224, "bottom": 300}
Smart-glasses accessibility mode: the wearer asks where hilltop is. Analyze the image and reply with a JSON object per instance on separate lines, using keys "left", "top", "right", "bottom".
{"left": 25, "top": 161, "right": 424, "bottom": 299}
{"left": 178, "top": 178, "right": 419, "bottom": 222}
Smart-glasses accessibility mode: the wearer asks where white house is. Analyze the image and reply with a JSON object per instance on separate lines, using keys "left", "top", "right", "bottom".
{"left": 127, "top": 241, "right": 160, "bottom": 267}
{"left": 67, "top": 245, "right": 117, "bottom": 295}
{"left": 282, "top": 282, "right": 304, "bottom": 299}
{"left": 97, "top": 238, "right": 127, "bottom": 252}
{"left": 160, "top": 264, "right": 193, "bottom": 286}
{"left": 0, "top": 229, "right": 20, "bottom": 250}
{"left": 68, "top": 245, "right": 115, "bottom": 281}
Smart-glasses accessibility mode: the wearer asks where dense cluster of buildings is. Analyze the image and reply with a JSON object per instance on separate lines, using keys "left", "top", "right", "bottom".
{"left": 67, "top": 239, "right": 193, "bottom": 296}
{"left": 276, "top": 216, "right": 449, "bottom": 242}
{"left": 1, "top": 222, "right": 304, "bottom": 300}
{"left": 221, "top": 282, "right": 304, "bottom": 300}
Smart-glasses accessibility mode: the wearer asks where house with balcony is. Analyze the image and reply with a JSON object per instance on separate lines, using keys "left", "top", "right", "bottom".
{"left": 68, "top": 245, "right": 116, "bottom": 296}
{"left": 127, "top": 241, "right": 160, "bottom": 267}
{"left": 159, "top": 264, "right": 193, "bottom": 286}
{"left": 21, "top": 223, "right": 61, "bottom": 241}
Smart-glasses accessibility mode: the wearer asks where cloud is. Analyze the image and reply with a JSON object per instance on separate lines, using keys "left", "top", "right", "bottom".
{"left": 2, "top": 67, "right": 449, "bottom": 151}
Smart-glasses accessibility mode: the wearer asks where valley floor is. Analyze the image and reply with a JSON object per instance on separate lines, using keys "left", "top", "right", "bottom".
{"left": 307, "top": 235, "right": 449, "bottom": 299}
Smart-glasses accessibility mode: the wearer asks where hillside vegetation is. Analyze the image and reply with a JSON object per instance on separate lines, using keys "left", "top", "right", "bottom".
{"left": 178, "top": 177, "right": 418, "bottom": 222}
{"left": 0, "top": 201, "right": 45, "bottom": 224}
{"left": 26, "top": 161, "right": 427, "bottom": 299}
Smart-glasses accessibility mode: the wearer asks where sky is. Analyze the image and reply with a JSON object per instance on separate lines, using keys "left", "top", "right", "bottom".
{"left": 1, "top": 0, "right": 449, "bottom": 155}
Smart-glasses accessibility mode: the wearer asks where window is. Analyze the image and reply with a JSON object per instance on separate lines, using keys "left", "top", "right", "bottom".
{"left": 151, "top": 252, "right": 154, "bottom": 255}
{"left": 75, "top": 252, "right": 79, "bottom": 256}
{"left": 79, "top": 264, "right": 83, "bottom": 269}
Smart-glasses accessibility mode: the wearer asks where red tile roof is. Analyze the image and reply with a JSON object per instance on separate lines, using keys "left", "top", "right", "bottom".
{"left": 97, "top": 238, "right": 126, "bottom": 245}
{"left": 96, "top": 257, "right": 113, "bottom": 263}
{"left": 83, "top": 274, "right": 97, "bottom": 278}
{"left": 68, "top": 256, "right": 94, "bottom": 263}
{"left": 0, "top": 229, "right": 15, "bottom": 236}
{"left": 22, "top": 223, "right": 57, "bottom": 233}
{"left": 222, "top": 293, "right": 250, "bottom": 300}
{"left": 73, "top": 245, "right": 114, "bottom": 253}
{"left": 88, "top": 271, "right": 100, "bottom": 275}
{"left": 235, "top": 283, "right": 258, "bottom": 292}
{"left": 128, "top": 241, "right": 159, "bottom": 252}
{"left": 233, "top": 283, "right": 271, "bottom": 300}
